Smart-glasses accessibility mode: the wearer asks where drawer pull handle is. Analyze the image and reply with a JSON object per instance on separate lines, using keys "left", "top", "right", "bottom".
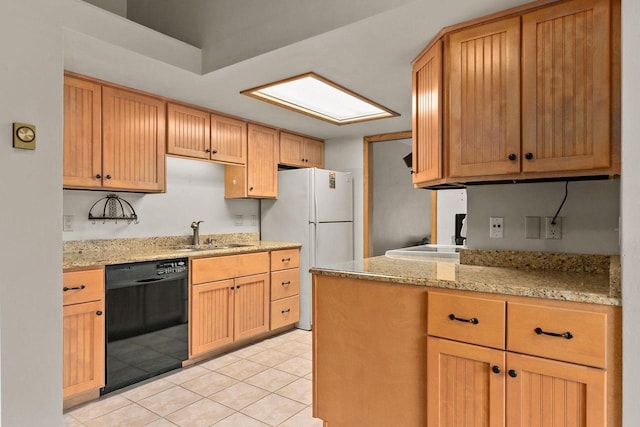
{"left": 534, "top": 327, "right": 573, "bottom": 340}
{"left": 281, "top": 281, "right": 291, "bottom": 287}
{"left": 282, "top": 257, "right": 291, "bottom": 262}
{"left": 281, "top": 308, "right": 291, "bottom": 314}
{"left": 449, "top": 313, "right": 479, "bottom": 325}
{"left": 63, "top": 285, "right": 86, "bottom": 292}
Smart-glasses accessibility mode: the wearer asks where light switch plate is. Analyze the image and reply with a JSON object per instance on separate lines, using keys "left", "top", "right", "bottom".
{"left": 525, "top": 216, "right": 541, "bottom": 239}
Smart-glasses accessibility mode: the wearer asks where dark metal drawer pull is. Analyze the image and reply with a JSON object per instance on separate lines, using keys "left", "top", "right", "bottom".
{"left": 281, "top": 308, "right": 291, "bottom": 314}
{"left": 449, "top": 313, "right": 479, "bottom": 324}
{"left": 281, "top": 281, "right": 291, "bottom": 287}
{"left": 534, "top": 327, "right": 573, "bottom": 340}
{"left": 282, "top": 257, "right": 291, "bottom": 262}
{"left": 63, "top": 285, "right": 86, "bottom": 292}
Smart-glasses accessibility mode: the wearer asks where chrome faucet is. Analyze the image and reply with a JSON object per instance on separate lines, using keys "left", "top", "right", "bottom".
{"left": 191, "top": 221, "right": 203, "bottom": 246}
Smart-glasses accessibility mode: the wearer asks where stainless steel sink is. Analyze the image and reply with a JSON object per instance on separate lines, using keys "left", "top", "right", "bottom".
{"left": 173, "top": 243, "right": 253, "bottom": 252}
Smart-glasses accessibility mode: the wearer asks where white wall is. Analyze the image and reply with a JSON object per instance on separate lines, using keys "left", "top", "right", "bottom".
{"left": 324, "top": 136, "right": 364, "bottom": 260}
{"left": 83, "top": 0, "right": 127, "bottom": 17}
{"left": 372, "top": 141, "right": 431, "bottom": 255}
{"left": 622, "top": 0, "right": 640, "bottom": 424}
{"left": 63, "top": 157, "right": 258, "bottom": 240}
{"left": 0, "top": 1, "right": 63, "bottom": 425}
{"left": 466, "top": 180, "right": 620, "bottom": 254}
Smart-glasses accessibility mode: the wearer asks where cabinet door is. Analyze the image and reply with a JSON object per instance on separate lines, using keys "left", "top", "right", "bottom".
{"left": 63, "top": 75, "right": 102, "bottom": 189}
{"left": 211, "top": 114, "right": 247, "bottom": 165}
{"left": 191, "top": 279, "right": 234, "bottom": 356}
{"left": 506, "top": 352, "right": 606, "bottom": 427}
{"left": 427, "top": 337, "right": 505, "bottom": 427}
{"left": 448, "top": 17, "right": 521, "bottom": 178}
{"left": 63, "top": 300, "right": 105, "bottom": 398}
{"left": 279, "top": 131, "right": 305, "bottom": 167}
{"left": 233, "top": 273, "right": 270, "bottom": 342}
{"left": 247, "top": 124, "right": 278, "bottom": 198}
{"left": 522, "top": 0, "right": 611, "bottom": 173}
{"left": 303, "top": 138, "right": 324, "bottom": 168}
{"left": 102, "top": 86, "right": 166, "bottom": 192}
{"left": 167, "top": 103, "right": 210, "bottom": 159}
{"left": 412, "top": 40, "right": 443, "bottom": 184}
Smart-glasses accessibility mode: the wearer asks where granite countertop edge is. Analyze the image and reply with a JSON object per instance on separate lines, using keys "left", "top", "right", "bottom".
{"left": 63, "top": 240, "right": 301, "bottom": 270}
{"left": 311, "top": 255, "right": 621, "bottom": 307}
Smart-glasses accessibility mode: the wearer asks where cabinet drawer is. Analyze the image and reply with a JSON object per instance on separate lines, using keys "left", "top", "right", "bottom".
{"left": 428, "top": 292, "right": 505, "bottom": 349}
{"left": 507, "top": 302, "right": 607, "bottom": 368}
{"left": 271, "top": 249, "right": 300, "bottom": 271}
{"left": 63, "top": 268, "right": 104, "bottom": 306}
{"left": 192, "top": 252, "right": 269, "bottom": 284}
{"left": 271, "top": 296, "right": 300, "bottom": 330}
{"left": 271, "top": 268, "right": 300, "bottom": 301}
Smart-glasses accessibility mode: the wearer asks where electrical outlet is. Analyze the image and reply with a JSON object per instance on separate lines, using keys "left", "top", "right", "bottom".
{"left": 545, "top": 216, "right": 562, "bottom": 239}
{"left": 234, "top": 214, "right": 244, "bottom": 226}
{"left": 525, "top": 216, "right": 541, "bottom": 239}
{"left": 63, "top": 215, "right": 73, "bottom": 232}
{"left": 489, "top": 217, "right": 504, "bottom": 239}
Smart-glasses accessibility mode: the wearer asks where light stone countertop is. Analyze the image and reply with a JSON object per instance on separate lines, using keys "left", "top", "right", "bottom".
{"left": 63, "top": 234, "right": 300, "bottom": 270}
{"left": 311, "top": 253, "right": 620, "bottom": 306}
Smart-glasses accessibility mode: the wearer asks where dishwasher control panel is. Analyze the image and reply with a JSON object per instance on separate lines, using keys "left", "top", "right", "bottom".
{"left": 157, "top": 260, "right": 187, "bottom": 275}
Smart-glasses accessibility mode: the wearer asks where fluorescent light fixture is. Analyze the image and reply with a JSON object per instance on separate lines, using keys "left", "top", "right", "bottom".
{"left": 241, "top": 72, "right": 399, "bottom": 125}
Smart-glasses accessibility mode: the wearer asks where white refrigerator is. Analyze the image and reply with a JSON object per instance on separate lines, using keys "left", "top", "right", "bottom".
{"left": 261, "top": 168, "right": 354, "bottom": 330}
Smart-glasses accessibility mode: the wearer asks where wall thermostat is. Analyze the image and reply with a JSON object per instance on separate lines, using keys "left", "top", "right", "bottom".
{"left": 13, "top": 122, "right": 36, "bottom": 150}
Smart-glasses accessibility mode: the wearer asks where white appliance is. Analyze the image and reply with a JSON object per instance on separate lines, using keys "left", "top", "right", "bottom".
{"left": 261, "top": 168, "right": 354, "bottom": 330}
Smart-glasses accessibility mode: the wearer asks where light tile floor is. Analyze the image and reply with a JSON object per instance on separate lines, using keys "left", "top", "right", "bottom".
{"left": 64, "top": 329, "right": 322, "bottom": 427}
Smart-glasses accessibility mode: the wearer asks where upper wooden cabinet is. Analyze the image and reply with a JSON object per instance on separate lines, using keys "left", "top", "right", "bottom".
{"left": 448, "top": 17, "right": 521, "bottom": 178}
{"left": 102, "top": 86, "right": 166, "bottom": 192}
{"left": 412, "top": 0, "right": 620, "bottom": 188}
{"left": 521, "top": 0, "right": 611, "bottom": 173}
{"left": 167, "top": 103, "right": 247, "bottom": 165}
{"left": 412, "top": 40, "right": 443, "bottom": 186}
{"left": 63, "top": 73, "right": 166, "bottom": 192}
{"left": 225, "top": 123, "right": 278, "bottom": 199}
{"left": 279, "top": 131, "right": 324, "bottom": 169}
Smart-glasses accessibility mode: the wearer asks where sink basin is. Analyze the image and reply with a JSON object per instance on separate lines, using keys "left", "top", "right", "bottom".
{"left": 385, "top": 244, "right": 463, "bottom": 259}
{"left": 172, "top": 243, "right": 253, "bottom": 252}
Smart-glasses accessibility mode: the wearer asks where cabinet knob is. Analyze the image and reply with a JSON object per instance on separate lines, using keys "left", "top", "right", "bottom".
{"left": 525, "top": 152, "right": 534, "bottom": 160}
{"left": 249, "top": 187, "right": 254, "bottom": 191}
{"left": 96, "top": 310, "right": 103, "bottom": 316}
{"left": 95, "top": 174, "right": 102, "bottom": 179}
{"left": 410, "top": 170, "right": 415, "bottom": 175}
{"left": 508, "top": 369, "right": 518, "bottom": 378}
{"left": 106, "top": 174, "right": 112, "bottom": 180}
{"left": 508, "top": 153, "right": 517, "bottom": 161}
{"left": 492, "top": 365, "right": 501, "bottom": 374}
{"left": 205, "top": 148, "right": 211, "bottom": 153}
{"left": 212, "top": 150, "right": 218, "bottom": 154}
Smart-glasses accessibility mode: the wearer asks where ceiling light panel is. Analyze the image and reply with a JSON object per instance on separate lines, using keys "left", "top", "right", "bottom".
{"left": 242, "top": 73, "right": 399, "bottom": 125}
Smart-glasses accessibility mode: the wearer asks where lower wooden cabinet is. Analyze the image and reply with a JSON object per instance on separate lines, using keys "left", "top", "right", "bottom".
{"left": 270, "top": 249, "right": 300, "bottom": 329}
{"left": 190, "top": 253, "right": 270, "bottom": 357}
{"left": 62, "top": 268, "right": 105, "bottom": 401}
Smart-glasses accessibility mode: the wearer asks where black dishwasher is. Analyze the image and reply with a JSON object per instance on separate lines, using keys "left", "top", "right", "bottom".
{"left": 102, "top": 258, "right": 188, "bottom": 394}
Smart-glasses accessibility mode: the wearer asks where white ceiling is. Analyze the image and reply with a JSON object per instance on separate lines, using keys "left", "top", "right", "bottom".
{"left": 85, "top": 0, "right": 531, "bottom": 141}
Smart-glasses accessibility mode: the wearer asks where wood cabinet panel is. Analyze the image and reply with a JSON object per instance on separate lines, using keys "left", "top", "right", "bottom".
{"left": 234, "top": 273, "right": 270, "bottom": 341}
{"left": 506, "top": 352, "right": 606, "bottom": 427}
{"left": 167, "top": 103, "right": 210, "bottom": 159}
{"left": 191, "top": 279, "right": 234, "bottom": 355}
{"left": 507, "top": 302, "right": 607, "bottom": 368}
{"left": 63, "top": 76, "right": 103, "bottom": 189}
{"left": 247, "top": 124, "right": 278, "bottom": 198}
{"left": 303, "top": 138, "right": 324, "bottom": 168}
{"left": 279, "top": 132, "right": 305, "bottom": 166}
{"left": 412, "top": 40, "right": 443, "bottom": 184}
{"left": 102, "top": 86, "right": 166, "bottom": 192}
{"left": 191, "top": 252, "right": 269, "bottom": 284}
{"left": 448, "top": 17, "right": 521, "bottom": 177}
{"left": 428, "top": 291, "right": 506, "bottom": 349}
{"left": 270, "top": 268, "right": 300, "bottom": 301}
{"left": 427, "top": 337, "right": 505, "bottom": 427}
{"left": 522, "top": 0, "right": 611, "bottom": 173}
{"left": 271, "top": 249, "right": 300, "bottom": 271}
{"left": 63, "top": 268, "right": 104, "bottom": 306}
{"left": 63, "top": 300, "right": 105, "bottom": 398}
{"left": 210, "top": 114, "right": 246, "bottom": 165}
{"left": 271, "top": 296, "right": 300, "bottom": 330}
